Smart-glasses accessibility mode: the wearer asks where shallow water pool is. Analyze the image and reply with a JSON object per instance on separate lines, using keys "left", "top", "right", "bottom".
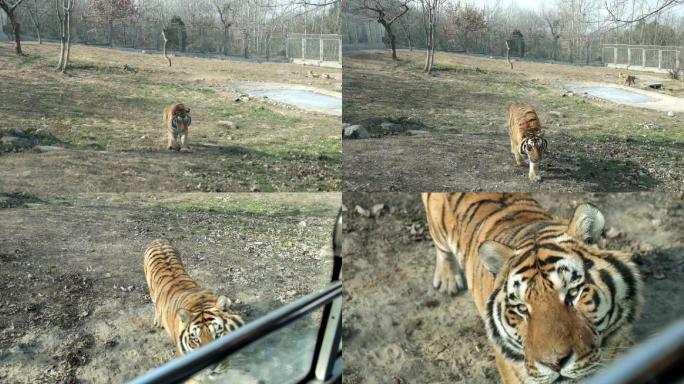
{"left": 248, "top": 89, "right": 341, "bottom": 115}
{"left": 573, "top": 86, "right": 658, "bottom": 104}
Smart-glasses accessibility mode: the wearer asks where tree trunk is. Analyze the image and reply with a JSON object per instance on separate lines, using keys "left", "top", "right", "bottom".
{"left": 56, "top": 4, "right": 65, "bottom": 69}
{"left": 108, "top": 20, "right": 113, "bottom": 47}
{"left": 222, "top": 27, "right": 228, "bottom": 55}
{"left": 380, "top": 21, "right": 398, "bottom": 60}
{"left": 61, "top": 4, "right": 71, "bottom": 73}
{"left": 8, "top": 11, "right": 22, "bottom": 55}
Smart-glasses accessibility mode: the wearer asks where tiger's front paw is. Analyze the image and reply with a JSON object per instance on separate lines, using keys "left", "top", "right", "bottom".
{"left": 433, "top": 258, "right": 466, "bottom": 295}
{"left": 529, "top": 173, "right": 542, "bottom": 182}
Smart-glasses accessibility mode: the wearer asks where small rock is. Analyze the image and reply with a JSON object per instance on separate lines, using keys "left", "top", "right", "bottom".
{"left": 33, "top": 145, "right": 64, "bottom": 153}
{"left": 218, "top": 120, "right": 239, "bottom": 129}
{"left": 548, "top": 111, "right": 564, "bottom": 118}
{"left": 298, "top": 220, "right": 307, "bottom": 227}
{"left": 667, "top": 111, "right": 675, "bottom": 117}
{"left": 370, "top": 203, "right": 386, "bottom": 217}
{"left": 605, "top": 227, "right": 621, "bottom": 239}
{"left": 341, "top": 204, "right": 348, "bottom": 212}
{"left": 6, "top": 128, "right": 27, "bottom": 137}
{"left": 380, "top": 122, "right": 399, "bottom": 130}
{"left": 355, "top": 205, "right": 371, "bottom": 218}
{"left": 406, "top": 130, "right": 428, "bottom": 136}
{"left": 343, "top": 125, "right": 369, "bottom": 139}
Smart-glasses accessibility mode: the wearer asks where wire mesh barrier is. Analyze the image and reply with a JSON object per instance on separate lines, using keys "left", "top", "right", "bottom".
{"left": 602, "top": 44, "right": 682, "bottom": 73}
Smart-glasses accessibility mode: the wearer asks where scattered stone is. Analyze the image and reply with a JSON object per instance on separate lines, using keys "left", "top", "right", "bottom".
{"left": 234, "top": 94, "right": 250, "bottom": 102}
{"left": 218, "top": 120, "right": 239, "bottom": 129}
{"left": 355, "top": 205, "right": 371, "bottom": 218}
{"left": 406, "top": 130, "right": 428, "bottom": 136}
{"left": 6, "top": 128, "right": 27, "bottom": 137}
{"left": 380, "top": 122, "right": 399, "bottom": 130}
{"left": 341, "top": 204, "right": 348, "bottom": 212}
{"left": 33, "top": 145, "right": 64, "bottom": 153}
{"left": 605, "top": 227, "right": 622, "bottom": 239}
{"left": 343, "top": 125, "right": 369, "bottom": 139}
{"left": 370, "top": 203, "right": 386, "bottom": 217}
{"left": 298, "top": 220, "right": 307, "bottom": 227}
{"left": 667, "top": 111, "right": 675, "bottom": 117}
{"left": 647, "top": 83, "right": 662, "bottom": 89}
{"left": 548, "top": 111, "right": 564, "bottom": 118}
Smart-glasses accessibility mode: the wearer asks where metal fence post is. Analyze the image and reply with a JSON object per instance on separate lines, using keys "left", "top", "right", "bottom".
{"left": 627, "top": 47, "right": 631, "bottom": 66}
{"left": 642, "top": 48, "right": 646, "bottom": 67}
{"left": 320, "top": 37, "right": 323, "bottom": 64}
{"left": 658, "top": 49, "right": 663, "bottom": 69}
{"left": 614, "top": 47, "right": 618, "bottom": 64}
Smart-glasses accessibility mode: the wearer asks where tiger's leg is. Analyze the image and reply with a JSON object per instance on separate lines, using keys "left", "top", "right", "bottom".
{"left": 433, "top": 247, "right": 466, "bottom": 295}
{"left": 511, "top": 140, "right": 524, "bottom": 166}
{"left": 153, "top": 310, "right": 163, "bottom": 328}
{"left": 180, "top": 129, "right": 190, "bottom": 152}
{"left": 528, "top": 161, "right": 541, "bottom": 182}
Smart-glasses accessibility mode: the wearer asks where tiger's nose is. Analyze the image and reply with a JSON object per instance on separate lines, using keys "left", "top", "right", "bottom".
{"left": 539, "top": 351, "right": 572, "bottom": 371}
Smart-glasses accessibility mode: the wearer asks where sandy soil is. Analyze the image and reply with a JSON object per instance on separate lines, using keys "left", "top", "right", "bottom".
{"left": 342, "top": 50, "right": 684, "bottom": 192}
{"left": 0, "top": 42, "right": 341, "bottom": 193}
{"left": 0, "top": 192, "right": 340, "bottom": 383}
{"left": 342, "top": 192, "right": 684, "bottom": 384}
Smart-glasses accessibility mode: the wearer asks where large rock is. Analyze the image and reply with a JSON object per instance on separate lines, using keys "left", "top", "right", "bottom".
{"left": 1, "top": 135, "right": 31, "bottom": 147}
{"left": 343, "top": 125, "right": 369, "bottom": 139}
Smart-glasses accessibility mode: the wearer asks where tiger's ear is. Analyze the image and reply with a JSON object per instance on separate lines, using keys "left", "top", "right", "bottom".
{"left": 568, "top": 203, "right": 605, "bottom": 245}
{"left": 177, "top": 308, "right": 191, "bottom": 328}
{"left": 216, "top": 295, "right": 232, "bottom": 311}
{"left": 479, "top": 241, "right": 514, "bottom": 275}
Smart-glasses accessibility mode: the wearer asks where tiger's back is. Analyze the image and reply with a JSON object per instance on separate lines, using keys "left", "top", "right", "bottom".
{"left": 143, "top": 239, "right": 243, "bottom": 355}
{"left": 422, "top": 193, "right": 641, "bottom": 383}
{"left": 508, "top": 103, "right": 547, "bottom": 182}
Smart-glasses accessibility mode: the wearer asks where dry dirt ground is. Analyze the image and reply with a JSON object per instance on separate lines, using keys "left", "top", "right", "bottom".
{"left": 342, "top": 50, "right": 684, "bottom": 192}
{"left": 342, "top": 192, "right": 684, "bottom": 384}
{"left": 0, "top": 42, "right": 341, "bottom": 193}
{"left": 0, "top": 192, "right": 340, "bottom": 383}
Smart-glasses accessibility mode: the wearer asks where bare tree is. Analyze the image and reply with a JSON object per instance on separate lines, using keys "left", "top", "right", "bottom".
{"left": 55, "top": 0, "right": 75, "bottom": 72}
{"left": 25, "top": 0, "right": 48, "bottom": 44}
{"left": 0, "top": 0, "right": 28, "bottom": 55}
{"left": 421, "top": 0, "right": 444, "bottom": 73}
{"left": 213, "top": 0, "right": 234, "bottom": 55}
{"left": 357, "top": 0, "right": 411, "bottom": 60}
{"left": 543, "top": 9, "right": 561, "bottom": 61}
{"left": 605, "top": 0, "right": 683, "bottom": 23}
{"left": 92, "top": 0, "right": 137, "bottom": 47}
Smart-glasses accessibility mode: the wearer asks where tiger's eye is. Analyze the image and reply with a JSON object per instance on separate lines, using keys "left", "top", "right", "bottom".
{"left": 568, "top": 287, "right": 579, "bottom": 297}
{"left": 516, "top": 304, "right": 528, "bottom": 314}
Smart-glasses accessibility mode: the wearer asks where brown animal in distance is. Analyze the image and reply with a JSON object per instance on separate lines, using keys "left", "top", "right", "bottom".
{"left": 508, "top": 103, "right": 548, "bottom": 182}
{"left": 625, "top": 75, "right": 637, "bottom": 86}
{"left": 163, "top": 102, "right": 192, "bottom": 151}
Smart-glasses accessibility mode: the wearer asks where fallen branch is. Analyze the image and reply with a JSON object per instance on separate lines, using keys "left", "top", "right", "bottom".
{"left": 161, "top": 30, "right": 171, "bottom": 67}
{"left": 505, "top": 40, "right": 513, "bottom": 69}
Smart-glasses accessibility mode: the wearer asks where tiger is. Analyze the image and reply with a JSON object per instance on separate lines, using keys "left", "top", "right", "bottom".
{"left": 421, "top": 193, "right": 642, "bottom": 384}
{"left": 508, "top": 103, "right": 548, "bottom": 182}
{"left": 143, "top": 239, "right": 244, "bottom": 356}
{"left": 163, "top": 102, "right": 192, "bottom": 152}
{"left": 624, "top": 75, "right": 636, "bottom": 86}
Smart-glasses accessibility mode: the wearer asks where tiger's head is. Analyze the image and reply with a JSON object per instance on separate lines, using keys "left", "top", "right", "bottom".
{"left": 519, "top": 135, "right": 547, "bottom": 163}
{"left": 176, "top": 295, "right": 244, "bottom": 355}
{"left": 171, "top": 106, "right": 192, "bottom": 134}
{"left": 479, "top": 204, "right": 641, "bottom": 383}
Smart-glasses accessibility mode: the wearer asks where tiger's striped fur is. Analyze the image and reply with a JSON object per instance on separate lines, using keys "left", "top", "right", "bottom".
{"left": 143, "top": 239, "right": 244, "bottom": 356}
{"left": 422, "top": 193, "right": 642, "bottom": 384}
{"left": 163, "top": 102, "right": 192, "bottom": 152}
{"left": 508, "top": 104, "right": 548, "bottom": 182}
